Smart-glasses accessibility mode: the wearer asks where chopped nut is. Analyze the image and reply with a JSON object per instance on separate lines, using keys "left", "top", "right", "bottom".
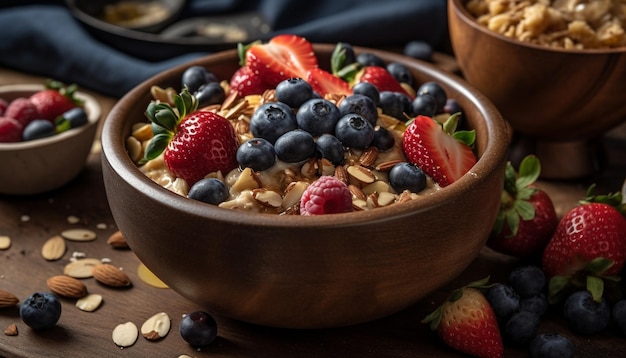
{"left": 347, "top": 165, "right": 376, "bottom": 184}
{"left": 4, "top": 324, "right": 17, "bottom": 336}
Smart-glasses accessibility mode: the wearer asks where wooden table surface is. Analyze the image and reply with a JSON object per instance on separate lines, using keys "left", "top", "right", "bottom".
{"left": 1, "top": 65, "right": 625, "bottom": 358}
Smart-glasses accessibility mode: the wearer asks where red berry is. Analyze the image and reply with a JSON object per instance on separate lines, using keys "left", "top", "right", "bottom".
{"left": 30, "top": 89, "right": 77, "bottom": 121}
{"left": 5, "top": 97, "right": 40, "bottom": 127}
{"left": 0, "top": 98, "right": 8, "bottom": 116}
{"left": 0, "top": 116, "right": 24, "bottom": 142}
{"left": 300, "top": 176, "right": 353, "bottom": 216}
{"left": 229, "top": 65, "right": 271, "bottom": 97}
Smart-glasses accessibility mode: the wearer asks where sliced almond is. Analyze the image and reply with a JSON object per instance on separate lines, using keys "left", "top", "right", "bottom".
{"left": 93, "top": 264, "right": 132, "bottom": 287}
{"left": 348, "top": 184, "right": 367, "bottom": 201}
{"left": 141, "top": 312, "right": 171, "bottom": 340}
{"left": 41, "top": 235, "right": 66, "bottom": 261}
{"left": 61, "top": 229, "right": 97, "bottom": 242}
{"left": 252, "top": 189, "right": 283, "bottom": 208}
{"left": 106, "top": 231, "right": 129, "bottom": 249}
{"left": 76, "top": 294, "right": 103, "bottom": 312}
{"left": 64, "top": 258, "right": 103, "bottom": 278}
{"left": 112, "top": 322, "right": 138, "bottom": 348}
{"left": 0, "top": 290, "right": 19, "bottom": 308}
{"left": 358, "top": 147, "right": 379, "bottom": 167}
{"left": 334, "top": 165, "right": 349, "bottom": 184}
{"left": 282, "top": 181, "right": 308, "bottom": 209}
{"left": 47, "top": 275, "right": 88, "bottom": 298}
{"left": 375, "top": 159, "right": 403, "bottom": 171}
{"left": 4, "top": 324, "right": 17, "bottom": 336}
{"left": 0, "top": 236, "right": 11, "bottom": 250}
{"left": 231, "top": 167, "right": 261, "bottom": 192}
{"left": 346, "top": 165, "right": 376, "bottom": 184}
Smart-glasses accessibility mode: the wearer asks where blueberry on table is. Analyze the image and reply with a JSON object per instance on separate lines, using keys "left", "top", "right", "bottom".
{"left": 528, "top": 333, "right": 574, "bottom": 358}
{"left": 274, "top": 129, "right": 316, "bottom": 163}
{"left": 563, "top": 290, "right": 610, "bottom": 335}
{"left": 417, "top": 81, "right": 447, "bottom": 113}
{"left": 179, "top": 311, "right": 218, "bottom": 347}
{"left": 181, "top": 65, "right": 218, "bottom": 93}
{"left": 388, "top": 162, "right": 426, "bottom": 193}
{"left": 20, "top": 292, "right": 62, "bottom": 330}
{"left": 296, "top": 98, "right": 341, "bottom": 137}
{"left": 334, "top": 114, "right": 374, "bottom": 149}
{"left": 275, "top": 77, "right": 314, "bottom": 108}
{"left": 507, "top": 265, "right": 546, "bottom": 298}
{"left": 338, "top": 94, "right": 378, "bottom": 126}
{"left": 504, "top": 310, "right": 540, "bottom": 347}
{"left": 188, "top": 178, "right": 230, "bottom": 205}
{"left": 250, "top": 102, "right": 298, "bottom": 144}
{"left": 484, "top": 283, "right": 520, "bottom": 322}
{"left": 236, "top": 137, "right": 276, "bottom": 172}
{"left": 195, "top": 82, "right": 225, "bottom": 108}
{"left": 315, "top": 134, "right": 345, "bottom": 166}
{"left": 22, "top": 119, "right": 55, "bottom": 141}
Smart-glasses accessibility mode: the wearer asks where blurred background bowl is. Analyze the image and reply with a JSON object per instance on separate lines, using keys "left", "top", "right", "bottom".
{"left": 448, "top": 0, "right": 626, "bottom": 178}
{"left": 0, "top": 84, "right": 101, "bottom": 195}
{"left": 100, "top": 44, "right": 509, "bottom": 329}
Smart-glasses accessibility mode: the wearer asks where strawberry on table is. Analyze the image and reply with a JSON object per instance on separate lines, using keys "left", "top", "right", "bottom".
{"left": 29, "top": 80, "right": 82, "bottom": 121}
{"left": 487, "top": 155, "right": 558, "bottom": 258}
{"left": 143, "top": 88, "right": 239, "bottom": 186}
{"left": 422, "top": 277, "right": 504, "bottom": 358}
{"left": 402, "top": 114, "right": 476, "bottom": 187}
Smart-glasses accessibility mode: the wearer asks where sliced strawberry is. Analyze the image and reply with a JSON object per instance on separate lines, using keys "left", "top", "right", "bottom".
{"left": 356, "top": 66, "right": 413, "bottom": 99}
{"left": 245, "top": 34, "right": 318, "bottom": 86}
{"left": 402, "top": 114, "right": 476, "bottom": 187}
{"left": 306, "top": 68, "right": 352, "bottom": 97}
{"left": 229, "top": 65, "right": 272, "bottom": 97}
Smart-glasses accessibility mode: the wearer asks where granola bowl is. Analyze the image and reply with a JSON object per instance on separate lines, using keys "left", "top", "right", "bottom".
{"left": 101, "top": 44, "right": 509, "bottom": 329}
{"left": 448, "top": 0, "right": 626, "bottom": 177}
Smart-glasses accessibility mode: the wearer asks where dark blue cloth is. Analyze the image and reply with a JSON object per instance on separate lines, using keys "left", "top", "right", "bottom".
{"left": 0, "top": 1, "right": 447, "bottom": 98}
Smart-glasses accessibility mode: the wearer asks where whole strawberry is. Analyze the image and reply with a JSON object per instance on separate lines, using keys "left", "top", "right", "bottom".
{"left": 229, "top": 65, "right": 272, "bottom": 97}
{"left": 422, "top": 277, "right": 504, "bottom": 358}
{"left": 29, "top": 80, "right": 82, "bottom": 121}
{"left": 487, "top": 155, "right": 558, "bottom": 258}
{"left": 143, "top": 88, "right": 239, "bottom": 185}
{"left": 402, "top": 114, "right": 476, "bottom": 187}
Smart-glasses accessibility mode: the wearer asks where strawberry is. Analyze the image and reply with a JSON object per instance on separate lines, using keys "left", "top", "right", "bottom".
{"left": 402, "top": 114, "right": 477, "bottom": 187}
{"left": 29, "top": 80, "right": 82, "bottom": 121}
{"left": 0, "top": 97, "right": 8, "bottom": 116}
{"left": 422, "top": 277, "right": 504, "bottom": 358}
{"left": 244, "top": 34, "right": 318, "bottom": 87}
{"left": 305, "top": 68, "right": 352, "bottom": 97}
{"left": 0, "top": 116, "right": 24, "bottom": 142}
{"left": 143, "top": 88, "right": 239, "bottom": 185}
{"left": 4, "top": 97, "right": 41, "bottom": 127}
{"left": 487, "top": 155, "right": 558, "bottom": 258}
{"left": 229, "top": 65, "right": 272, "bottom": 97}
{"left": 355, "top": 66, "right": 413, "bottom": 98}
{"left": 542, "top": 186, "right": 626, "bottom": 303}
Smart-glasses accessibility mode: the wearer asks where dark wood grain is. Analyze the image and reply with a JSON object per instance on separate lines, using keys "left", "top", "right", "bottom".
{"left": 1, "top": 68, "right": 625, "bottom": 358}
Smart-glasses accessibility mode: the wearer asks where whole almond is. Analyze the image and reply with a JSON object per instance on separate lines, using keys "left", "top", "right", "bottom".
{"left": 46, "top": 275, "right": 88, "bottom": 298}
{"left": 92, "top": 264, "right": 132, "bottom": 287}
{"left": 106, "top": 231, "right": 129, "bottom": 249}
{"left": 0, "top": 290, "right": 19, "bottom": 308}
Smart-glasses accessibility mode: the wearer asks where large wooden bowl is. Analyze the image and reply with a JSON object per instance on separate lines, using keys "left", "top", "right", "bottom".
{"left": 100, "top": 44, "right": 509, "bottom": 328}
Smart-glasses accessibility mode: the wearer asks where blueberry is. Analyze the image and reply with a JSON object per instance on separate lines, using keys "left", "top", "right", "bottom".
{"left": 504, "top": 310, "right": 540, "bottom": 347}
{"left": 356, "top": 52, "right": 386, "bottom": 67}
{"left": 411, "top": 93, "right": 438, "bottom": 118}
{"left": 386, "top": 62, "right": 414, "bottom": 86}
{"left": 275, "top": 78, "right": 314, "bottom": 108}
{"left": 296, "top": 98, "right": 341, "bottom": 136}
{"left": 388, "top": 162, "right": 426, "bottom": 193}
{"left": 379, "top": 91, "right": 406, "bottom": 120}
{"left": 179, "top": 311, "right": 218, "bottom": 347}
{"left": 403, "top": 40, "right": 433, "bottom": 62}
{"left": 250, "top": 102, "right": 298, "bottom": 144}
{"left": 315, "top": 134, "right": 345, "bottom": 165}
{"left": 334, "top": 114, "right": 374, "bottom": 149}
{"left": 485, "top": 283, "right": 520, "bottom": 321}
{"left": 20, "top": 292, "right": 62, "bottom": 330}
{"left": 22, "top": 119, "right": 55, "bottom": 141}
{"left": 195, "top": 82, "right": 225, "bottom": 108}
{"left": 563, "top": 290, "right": 610, "bottom": 335}
{"left": 529, "top": 333, "right": 575, "bottom": 358}
{"left": 57, "top": 107, "right": 88, "bottom": 129}
{"left": 612, "top": 300, "right": 626, "bottom": 336}
{"left": 182, "top": 65, "right": 218, "bottom": 93}
{"left": 274, "top": 129, "right": 316, "bottom": 163}
{"left": 236, "top": 138, "right": 276, "bottom": 171}
{"left": 338, "top": 94, "right": 378, "bottom": 126}
{"left": 417, "top": 81, "right": 447, "bottom": 113}
{"left": 333, "top": 42, "right": 357, "bottom": 67}
{"left": 444, "top": 98, "right": 463, "bottom": 115}
{"left": 371, "top": 126, "right": 395, "bottom": 151}
{"left": 188, "top": 178, "right": 230, "bottom": 205}
{"left": 520, "top": 293, "right": 548, "bottom": 317}
{"left": 508, "top": 265, "right": 546, "bottom": 298}
{"left": 352, "top": 82, "right": 380, "bottom": 105}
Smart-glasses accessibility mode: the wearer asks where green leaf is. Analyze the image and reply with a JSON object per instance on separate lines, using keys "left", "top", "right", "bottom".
{"left": 548, "top": 275, "right": 570, "bottom": 304}
{"left": 515, "top": 199, "right": 536, "bottom": 221}
{"left": 143, "top": 133, "right": 172, "bottom": 161}
{"left": 586, "top": 275, "right": 605, "bottom": 303}
{"left": 442, "top": 113, "right": 459, "bottom": 134}
{"left": 516, "top": 155, "right": 540, "bottom": 188}
{"left": 452, "top": 130, "right": 476, "bottom": 147}
{"left": 335, "top": 62, "right": 361, "bottom": 83}
{"left": 154, "top": 108, "right": 178, "bottom": 132}
{"left": 586, "top": 257, "right": 615, "bottom": 275}
{"left": 505, "top": 209, "right": 520, "bottom": 236}
{"left": 331, "top": 43, "right": 349, "bottom": 75}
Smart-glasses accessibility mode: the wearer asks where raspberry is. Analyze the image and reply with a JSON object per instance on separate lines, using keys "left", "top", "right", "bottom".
{"left": 5, "top": 97, "right": 40, "bottom": 127}
{"left": 300, "top": 176, "right": 352, "bottom": 216}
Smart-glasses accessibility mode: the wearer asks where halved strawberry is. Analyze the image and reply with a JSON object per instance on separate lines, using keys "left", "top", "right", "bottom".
{"left": 229, "top": 65, "right": 272, "bottom": 97}
{"left": 244, "top": 34, "right": 318, "bottom": 86}
{"left": 402, "top": 114, "right": 476, "bottom": 187}
{"left": 306, "top": 68, "right": 352, "bottom": 97}
{"left": 356, "top": 66, "right": 413, "bottom": 98}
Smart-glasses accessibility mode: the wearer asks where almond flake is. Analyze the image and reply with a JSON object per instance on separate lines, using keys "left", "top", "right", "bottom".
{"left": 112, "top": 322, "right": 138, "bottom": 348}
{"left": 64, "top": 258, "right": 103, "bottom": 278}
{"left": 41, "top": 235, "right": 66, "bottom": 261}
{"left": 61, "top": 229, "right": 97, "bottom": 242}
{"left": 346, "top": 165, "right": 376, "bottom": 184}
{"left": 141, "top": 312, "right": 171, "bottom": 340}
{"left": 76, "top": 294, "right": 103, "bottom": 312}
{"left": 358, "top": 147, "right": 379, "bottom": 167}
{"left": 0, "top": 236, "right": 11, "bottom": 250}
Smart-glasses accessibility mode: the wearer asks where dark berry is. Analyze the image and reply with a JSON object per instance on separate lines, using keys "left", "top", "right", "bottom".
{"left": 508, "top": 265, "right": 546, "bottom": 298}
{"left": 20, "top": 292, "right": 62, "bottom": 330}
{"left": 529, "top": 333, "right": 575, "bottom": 358}
{"left": 332, "top": 42, "right": 357, "bottom": 68}
{"left": 444, "top": 98, "right": 462, "bottom": 114}
{"left": 612, "top": 300, "right": 626, "bottom": 336}
{"left": 55, "top": 107, "right": 88, "bottom": 133}
{"left": 485, "top": 283, "right": 520, "bottom": 321}
{"left": 417, "top": 81, "right": 447, "bottom": 113}
{"left": 195, "top": 82, "right": 225, "bottom": 108}
{"left": 411, "top": 93, "right": 438, "bottom": 118}
{"left": 315, "top": 134, "right": 345, "bottom": 165}
{"left": 388, "top": 162, "right": 426, "bottom": 193}
{"left": 182, "top": 66, "right": 218, "bottom": 93}
{"left": 188, "top": 178, "right": 230, "bottom": 205}
{"left": 386, "top": 62, "right": 414, "bottom": 86}
{"left": 334, "top": 114, "right": 374, "bottom": 149}
{"left": 274, "top": 129, "right": 316, "bottom": 163}
{"left": 356, "top": 52, "right": 386, "bottom": 67}
{"left": 22, "top": 119, "right": 55, "bottom": 141}
{"left": 300, "top": 176, "right": 352, "bottom": 215}
{"left": 563, "top": 290, "right": 610, "bottom": 335}
{"left": 275, "top": 77, "right": 314, "bottom": 108}
{"left": 250, "top": 102, "right": 297, "bottom": 144}
{"left": 179, "top": 311, "right": 218, "bottom": 347}
{"left": 371, "top": 126, "right": 395, "bottom": 151}
{"left": 403, "top": 40, "right": 433, "bottom": 62}
{"left": 236, "top": 138, "right": 276, "bottom": 171}
{"left": 296, "top": 98, "right": 341, "bottom": 136}
{"left": 338, "top": 94, "right": 378, "bottom": 125}
{"left": 379, "top": 91, "right": 406, "bottom": 120}
{"left": 504, "top": 310, "right": 540, "bottom": 347}
{"left": 520, "top": 293, "right": 548, "bottom": 317}
{"left": 352, "top": 82, "right": 380, "bottom": 105}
